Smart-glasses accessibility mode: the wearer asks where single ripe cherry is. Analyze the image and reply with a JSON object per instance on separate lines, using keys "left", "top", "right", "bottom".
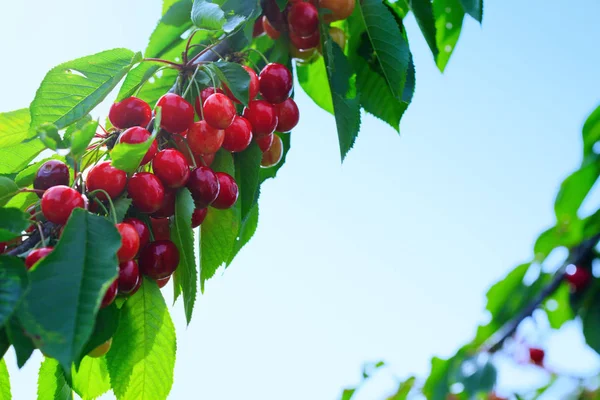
{"left": 88, "top": 339, "right": 112, "bottom": 358}
{"left": 290, "top": 30, "right": 320, "bottom": 50}
{"left": 139, "top": 240, "right": 180, "bottom": 280}
{"left": 86, "top": 161, "right": 127, "bottom": 200}
{"left": 259, "top": 63, "right": 293, "bottom": 104}
{"left": 101, "top": 279, "right": 118, "bottom": 308}
{"left": 118, "top": 127, "right": 158, "bottom": 165}
{"left": 565, "top": 266, "right": 592, "bottom": 291}
{"left": 157, "top": 275, "right": 171, "bottom": 289}
{"left": 212, "top": 173, "right": 238, "bottom": 209}
{"left": 224, "top": 66, "right": 259, "bottom": 104}
{"left": 275, "top": 98, "right": 299, "bottom": 132}
{"left": 108, "top": 97, "right": 152, "bottom": 129}
{"left": 187, "top": 121, "right": 225, "bottom": 155}
{"left": 261, "top": 134, "right": 283, "bottom": 168}
{"left": 34, "top": 160, "right": 70, "bottom": 197}
{"left": 191, "top": 208, "right": 208, "bottom": 228}
{"left": 116, "top": 223, "right": 140, "bottom": 263}
{"left": 152, "top": 149, "right": 190, "bottom": 188}
{"left": 243, "top": 100, "right": 278, "bottom": 137}
{"left": 41, "top": 185, "right": 85, "bottom": 225}
{"left": 203, "top": 93, "right": 236, "bottom": 130}
{"left": 156, "top": 93, "right": 195, "bottom": 134}
{"left": 320, "top": 0, "right": 355, "bottom": 22}
{"left": 262, "top": 16, "right": 280, "bottom": 39}
{"left": 118, "top": 260, "right": 140, "bottom": 294}
{"left": 127, "top": 173, "right": 165, "bottom": 214}
{"left": 187, "top": 166, "right": 220, "bottom": 208}
{"left": 529, "top": 347, "right": 545, "bottom": 366}
{"left": 25, "top": 247, "right": 53, "bottom": 269}
{"left": 123, "top": 218, "right": 150, "bottom": 250}
{"left": 150, "top": 218, "right": 171, "bottom": 241}
{"left": 194, "top": 87, "right": 224, "bottom": 118}
{"left": 152, "top": 188, "right": 176, "bottom": 218}
{"left": 256, "top": 133, "right": 274, "bottom": 152}
{"left": 253, "top": 18, "right": 265, "bottom": 37}
{"left": 288, "top": 1, "right": 319, "bottom": 37}
{"left": 222, "top": 116, "right": 253, "bottom": 153}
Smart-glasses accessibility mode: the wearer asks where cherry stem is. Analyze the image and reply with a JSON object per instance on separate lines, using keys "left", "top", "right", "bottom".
{"left": 171, "top": 134, "right": 197, "bottom": 168}
{"left": 192, "top": 78, "right": 205, "bottom": 120}
{"left": 36, "top": 222, "right": 47, "bottom": 247}
{"left": 181, "top": 65, "right": 203, "bottom": 99}
{"left": 143, "top": 58, "right": 184, "bottom": 70}
{"left": 187, "top": 41, "right": 224, "bottom": 65}
{"left": 184, "top": 30, "right": 201, "bottom": 64}
{"left": 87, "top": 190, "right": 118, "bottom": 224}
{"left": 246, "top": 47, "right": 270, "bottom": 66}
{"left": 20, "top": 188, "right": 46, "bottom": 195}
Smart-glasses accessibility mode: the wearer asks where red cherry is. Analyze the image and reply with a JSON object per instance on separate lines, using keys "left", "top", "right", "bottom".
{"left": 118, "top": 260, "right": 140, "bottom": 294}
{"left": 129, "top": 275, "right": 143, "bottom": 296}
{"left": 203, "top": 93, "right": 236, "bottom": 130}
{"left": 187, "top": 121, "right": 225, "bottom": 155}
{"left": 275, "top": 98, "right": 300, "bottom": 132}
{"left": 41, "top": 186, "right": 85, "bottom": 225}
{"left": 150, "top": 218, "right": 171, "bottom": 241}
{"left": 108, "top": 97, "right": 152, "bottom": 129}
{"left": 25, "top": 247, "right": 53, "bottom": 269}
{"left": 116, "top": 223, "right": 140, "bottom": 263}
{"left": 529, "top": 347, "right": 545, "bottom": 366}
{"left": 157, "top": 275, "right": 171, "bottom": 289}
{"left": 259, "top": 63, "right": 293, "bottom": 104}
{"left": 34, "top": 160, "right": 70, "bottom": 197}
{"left": 123, "top": 218, "right": 150, "bottom": 250}
{"left": 565, "top": 266, "right": 592, "bottom": 291}
{"left": 152, "top": 188, "right": 176, "bottom": 218}
{"left": 187, "top": 167, "right": 220, "bottom": 208}
{"left": 243, "top": 100, "right": 278, "bottom": 137}
{"left": 156, "top": 93, "right": 195, "bottom": 134}
{"left": 290, "top": 30, "right": 320, "bottom": 50}
{"left": 194, "top": 87, "right": 224, "bottom": 118}
{"left": 0, "top": 243, "right": 6, "bottom": 254}
{"left": 224, "top": 66, "right": 260, "bottom": 104}
{"left": 191, "top": 208, "right": 208, "bottom": 228}
{"left": 152, "top": 149, "right": 190, "bottom": 188}
{"left": 101, "top": 279, "right": 118, "bottom": 308}
{"left": 256, "top": 133, "right": 274, "bottom": 152}
{"left": 139, "top": 240, "right": 180, "bottom": 280}
{"left": 222, "top": 116, "right": 253, "bottom": 153}
{"left": 253, "top": 18, "right": 265, "bottom": 37}
{"left": 86, "top": 161, "right": 127, "bottom": 200}
{"left": 118, "top": 127, "right": 158, "bottom": 165}
{"left": 261, "top": 134, "right": 284, "bottom": 167}
{"left": 262, "top": 16, "right": 280, "bottom": 39}
{"left": 127, "top": 173, "right": 165, "bottom": 214}
{"left": 288, "top": 2, "right": 319, "bottom": 37}
{"left": 212, "top": 173, "right": 238, "bottom": 209}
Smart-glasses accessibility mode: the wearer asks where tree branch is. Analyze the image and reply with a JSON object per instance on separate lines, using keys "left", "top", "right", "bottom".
{"left": 6, "top": 222, "right": 57, "bottom": 256}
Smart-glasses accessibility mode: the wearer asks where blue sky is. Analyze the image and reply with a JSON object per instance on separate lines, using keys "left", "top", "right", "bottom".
{"left": 1, "top": 0, "right": 600, "bottom": 399}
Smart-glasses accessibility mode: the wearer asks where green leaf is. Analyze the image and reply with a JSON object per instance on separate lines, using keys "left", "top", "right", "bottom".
{"left": 117, "top": 62, "right": 162, "bottom": 101}
{"left": 14, "top": 155, "right": 67, "bottom": 188}
{"left": 409, "top": 0, "right": 439, "bottom": 57}
{"left": 6, "top": 317, "right": 35, "bottom": 368}
{"left": 17, "top": 209, "right": 121, "bottom": 375}
{"left": 422, "top": 349, "right": 466, "bottom": 400}
{"left": 29, "top": 48, "right": 141, "bottom": 133}
{"left": 4, "top": 192, "right": 37, "bottom": 212}
{"left": 136, "top": 68, "right": 180, "bottom": 109}
{"left": 228, "top": 202, "right": 259, "bottom": 265}
{"left": 145, "top": 19, "right": 192, "bottom": 59}
{"left": 0, "top": 177, "right": 19, "bottom": 208}
{"left": 191, "top": 0, "right": 257, "bottom": 33}
{"left": 191, "top": 0, "right": 226, "bottom": 30}
{"left": 110, "top": 129, "right": 157, "bottom": 173}
{"left": 341, "top": 389, "right": 356, "bottom": 400}
{"left": 0, "top": 359, "right": 10, "bottom": 400}
{"left": 161, "top": 0, "right": 193, "bottom": 25}
{"left": 79, "top": 304, "right": 121, "bottom": 364}
{"left": 0, "top": 329, "right": 10, "bottom": 360}
{"left": 454, "top": 355, "right": 496, "bottom": 396}
{"left": 69, "top": 120, "right": 99, "bottom": 159}
{"left": 234, "top": 142, "right": 262, "bottom": 222}
{"left": 534, "top": 220, "right": 583, "bottom": 263}
{"left": 297, "top": 57, "right": 334, "bottom": 115}
{"left": 259, "top": 133, "right": 291, "bottom": 182}
{"left": 109, "top": 197, "right": 132, "bottom": 223}
{"left": 554, "top": 154, "right": 600, "bottom": 224}
{"left": 544, "top": 284, "right": 573, "bottom": 329}
{"left": 583, "top": 104, "right": 600, "bottom": 158}
{"left": 582, "top": 289, "right": 600, "bottom": 355}
{"left": 458, "top": 0, "right": 483, "bottom": 22}
{"left": 0, "top": 140, "right": 46, "bottom": 175}
{"left": 387, "top": 377, "right": 415, "bottom": 400}
{"left": 276, "top": 0, "right": 287, "bottom": 11}
{"left": 0, "top": 108, "right": 32, "bottom": 148}
{"left": 37, "top": 358, "right": 73, "bottom": 400}
{"left": 211, "top": 61, "right": 252, "bottom": 106}
{"left": 171, "top": 188, "right": 197, "bottom": 324}
{"left": 356, "top": 0, "right": 410, "bottom": 99}
{"left": 433, "top": 0, "right": 465, "bottom": 72}
{"left": 37, "top": 123, "right": 62, "bottom": 151}
{"left": 107, "top": 278, "right": 176, "bottom": 400}
{"left": 0, "top": 208, "right": 31, "bottom": 242}
{"left": 71, "top": 357, "right": 111, "bottom": 400}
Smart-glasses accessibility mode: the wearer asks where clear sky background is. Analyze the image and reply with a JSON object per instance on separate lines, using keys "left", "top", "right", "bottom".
{"left": 1, "top": 1, "right": 600, "bottom": 399}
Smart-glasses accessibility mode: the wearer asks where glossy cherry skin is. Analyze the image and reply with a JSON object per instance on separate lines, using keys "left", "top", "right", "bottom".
{"left": 222, "top": 116, "right": 253, "bottom": 153}
{"left": 256, "top": 133, "right": 274, "bottom": 152}
{"left": 186, "top": 166, "right": 220, "bottom": 208}
{"left": 109, "top": 97, "right": 152, "bottom": 129}
{"left": 290, "top": 30, "right": 320, "bottom": 50}
{"left": 288, "top": 2, "right": 319, "bottom": 37}
{"left": 320, "top": 0, "right": 355, "bottom": 22}
{"left": 116, "top": 223, "right": 140, "bottom": 262}
{"left": 224, "top": 66, "right": 259, "bottom": 104}
{"left": 152, "top": 188, "right": 176, "bottom": 218}
{"left": 156, "top": 93, "right": 195, "bottom": 134}
{"left": 253, "top": 18, "right": 265, "bottom": 37}
{"left": 123, "top": 218, "right": 150, "bottom": 250}
{"left": 139, "top": 240, "right": 180, "bottom": 280}
{"left": 127, "top": 173, "right": 165, "bottom": 214}
{"left": 275, "top": 98, "right": 300, "bottom": 132}
{"left": 118, "top": 127, "right": 158, "bottom": 165}
{"left": 191, "top": 208, "right": 208, "bottom": 228}
{"left": 88, "top": 339, "right": 112, "bottom": 358}
{"left": 259, "top": 63, "right": 293, "bottom": 104}
{"left": 34, "top": 160, "right": 70, "bottom": 197}
{"left": 101, "top": 279, "right": 118, "bottom": 308}
{"left": 187, "top": 121, "right": 225, "bottom": 155}
{"left": 25, "top": 247, "right": 53, "bottom": 269}
{"left": 41, "top": 185, "right": 85, "bottom": 225}
{"left": 118, "top": 260, "right": 140, "bottom": 294}
{"left": 152, "top": 149, "right": 190, "bottom": 188}
{"left": 203, "top": 93, "right": 236, "bottom": 130}
{"left": 261, "top": 134, "right": 283, "bottom": 167}
{"left": 150, "top": 218, "right": 171, "bottom": 241}
{"left": 194, "top": 87, "right": 224, "bottom": 117}
{"left": 157, "top": 275, "right": 171, "bottom": 289}
{"left": 243, "top": 100, "right": 278, "bottom": 137}
{"left": 86, "top": 161, "right": 127, "bottom": 200}
{"left": 212, "top": 173, "right": 238, "bottom": 209}
{"left": 529, "top": 347, "right": 545, "bottom": 366}
{"left": 565, "top": 266, "right": 592, "bottom": 291}
{"left": 262, "top": 16, "right": 280, "bottom": 39}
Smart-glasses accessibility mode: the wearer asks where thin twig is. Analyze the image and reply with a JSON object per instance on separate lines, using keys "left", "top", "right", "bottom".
{"left": 6, "top": 222, "right": 57, "bottom": 256}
